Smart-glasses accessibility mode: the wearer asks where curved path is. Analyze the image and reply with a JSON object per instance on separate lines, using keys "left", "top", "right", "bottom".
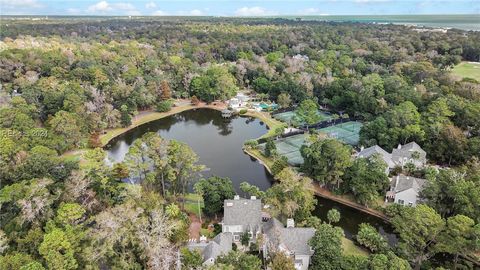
{"left": 244, "top": 147, "right": 390, "bottom": 221}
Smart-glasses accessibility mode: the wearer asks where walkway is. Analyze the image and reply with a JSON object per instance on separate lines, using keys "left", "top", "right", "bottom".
{"left": 311, "top": 183, "right": 389, "bottom": 221}
{"left": 188, "top": 213, "right": 201, "bottom": 241}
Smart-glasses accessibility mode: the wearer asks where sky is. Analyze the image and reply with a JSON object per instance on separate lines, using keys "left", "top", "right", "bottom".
{"left": 1, "top": 0, "right": 479, "bottom": 16}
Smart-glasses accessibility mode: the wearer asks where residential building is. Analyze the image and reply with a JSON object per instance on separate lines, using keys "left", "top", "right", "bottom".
{"left": 187, "top": 233, "right": 233, "bottom": 266}
{"left": 228, "top": 92, "right": 250, "bottom": 110}
{"left": 262, "top": 218, "right": 316, "bottom": 270}
{"left": 357, "top": 145, "right": 396, "bottom": 173}
{"left": 386, "top": 175, "right": 427, "bottom": 207}
{"left": 391, "top": 142, "right": 427, "bottom": 168}
{"left": 187, "top": 197, "right": 316, "bottom": 268}
{"left": 222, "top": 195, "right": 263, "bottom": 241}
{"left": 357, "top": 141, "right": 427, "bottom": 173}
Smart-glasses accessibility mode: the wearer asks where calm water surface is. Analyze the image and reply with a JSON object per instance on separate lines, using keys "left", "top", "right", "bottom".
{"left": 105, "top": 108, "right": 396, "bottom": 242}
{"left": 106, "top": 108, "right": 274, "bottom": 191}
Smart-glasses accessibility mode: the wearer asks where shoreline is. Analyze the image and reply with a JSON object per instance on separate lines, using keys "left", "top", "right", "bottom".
{"left": 99, "top": 100, "right": 227, "bottom": 147}
{"left": 244, "top": 144, "right": 390, "bottom": 222}
{"left": 100, "top": 100, "right": 389, "bottom": 222}
{"left": 100, "top": 101, "right": 285, "bottom": 147}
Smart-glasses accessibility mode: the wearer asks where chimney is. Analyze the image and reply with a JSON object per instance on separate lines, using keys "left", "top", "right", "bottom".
{"left": 251, "top": 196, "right": 256, "bottom": 200}
{"left": 286, "top": 219, "right": 295, "bottom": 228}
{"left": 200, "top": 235, "right": 207, "bottom": 242}
{"left": 234, "top": 195, "right": 240, "bottom": 200}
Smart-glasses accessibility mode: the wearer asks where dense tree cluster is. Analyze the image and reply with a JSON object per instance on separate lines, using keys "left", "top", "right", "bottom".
{"left": 1, "top": 17, "right": 479, "bottom": 269}
{"left": 1, "top": 18, "right": 479, "bottom": 164}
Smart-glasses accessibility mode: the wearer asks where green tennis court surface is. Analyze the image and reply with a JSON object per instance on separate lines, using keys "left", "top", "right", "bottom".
{"left": 258, "top": 133, "right": 308, "bottom": 166}
{"left": 316, "top": 121, "right": 363, "bottom": 145}
{"left": 273, "top": 110, "right": 332, "bottom": 124}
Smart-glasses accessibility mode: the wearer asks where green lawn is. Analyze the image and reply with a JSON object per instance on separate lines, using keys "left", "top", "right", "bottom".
{"left": 243, "top": 110, "right": 287, "bottom": 139}
{"left": 452, "top": 62, "right": 480, "bottom": 81}
{"left": 342, "top": 238, "right": 369, "bottom": 257}
{"left": 183, "top": 193, "right": 204, "bottom": 217}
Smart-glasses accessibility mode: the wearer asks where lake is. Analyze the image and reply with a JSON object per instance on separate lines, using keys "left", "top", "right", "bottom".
{"left": 105, "top": 108, "right": 395, "bottom": 241}
{"left": 106, "top": 108, "right": 274, "bottom": 191}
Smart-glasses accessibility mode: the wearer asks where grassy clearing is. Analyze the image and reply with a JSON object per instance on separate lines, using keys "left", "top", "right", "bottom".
{"left": 451, "top": 61, "right": 480, "bottom": 81}
{"left": 243, "top": 148, "right": 274, "bottom": 174}
{"left": 342, "top": 238, "right": 369, "bottom": 257}
{"left": 243, "top": 110, "right": 286, "bottom": 139}
{"left": 183, "top": 193, "right": 204, "bottom": 217}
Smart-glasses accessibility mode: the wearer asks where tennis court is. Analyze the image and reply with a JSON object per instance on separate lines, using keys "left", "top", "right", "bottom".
{"left": 258, "top": 133, "right": 308, "bottom": 166}
{"left": 273, "top": 110, "right": 332, "bottom": 124}
{"left": 316, "top": 121, "right": 363, "bottom": 145}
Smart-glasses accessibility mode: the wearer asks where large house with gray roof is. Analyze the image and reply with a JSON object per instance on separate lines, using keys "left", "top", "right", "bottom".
{"left": 222, "top": 195, "right": 263, "bottom": 241}
{"left": 187, "top": 233, "right": 233, "bottom": 266}
{"left": 262, "top": 218, "right": 315, "bottom": 270}
{"left": 391, "top": 142, "right": 427, "bottom": 168}
{"left": 187, "top": 196, "right": 316, "bottom": 269}
{"left": 357, "top": 141, "right": 427, "bottom": 173}
{"left": 357, "top": 145, "right": 396, "bottom": 173}
{"left": 386, "top": 175, "right": 427, "bottom": 207}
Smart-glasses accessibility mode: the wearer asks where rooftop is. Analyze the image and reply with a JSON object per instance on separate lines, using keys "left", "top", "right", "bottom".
{"left": 263, "top": 218, "right": 316, "bottom": 256}
{"left": 223, "top": 197, "right": 262, "bottom": 231}
{"left": 391, "top": 175, "right": 427, "bottom": 193}
{"left": 357, "top": 145, "right": 395, "bottom": 168}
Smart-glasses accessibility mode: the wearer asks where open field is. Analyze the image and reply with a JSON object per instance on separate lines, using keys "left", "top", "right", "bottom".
{"left": 183, "top": 193, "right": 204, "bottom": 218}
{"left": 452, "top": 62, "right": 480, "bottom": 81}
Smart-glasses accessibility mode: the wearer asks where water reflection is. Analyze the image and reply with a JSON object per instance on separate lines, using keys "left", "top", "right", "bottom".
{"left": 105, "top": 108, "right": 397, "bottom": 245}
{"left": 106, "top": 108, "right": 274, "bottom": 190}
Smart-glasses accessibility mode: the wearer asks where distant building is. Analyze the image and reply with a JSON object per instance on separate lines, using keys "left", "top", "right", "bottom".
{"left": 391, "top": 142, "right": 427, "bottom": 168}
{"left": 386, "top": 175, "right": 427, "bottom": 207}
{"left": 357, "top": 145, "right": 395, "bottom": 173}
{"left": 356, "top": 141, "right": 427, "bottom": 173}
{"left": 228, "top": 92, "right": 250, "bottom": 110}
{"left": 187, "top": 196, "right": 316, "bottom": 269}
{"left": 293, "top": 54, "right": 309, "bottom": 61}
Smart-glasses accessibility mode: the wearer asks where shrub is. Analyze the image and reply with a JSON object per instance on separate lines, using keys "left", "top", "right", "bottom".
{"left": 240, "top": 232, "right": 250, "bottom": 246}
{"left": 180, "top": 247, "right": 203, "bottom": 268}
{"left": 244, "top": 139, "right": 259, "bottom": 150}
{"left": 264, "top": 138, "right": 277, "bottom": 157}
{"left": 239, "top": 109, "right": 248, "bottom": 114}
{"left": 156, "top": 100, "right": 173, "bottom": 112}
{"left": 213, "top": 223, "right": 222, "bottom": 235}
{"left": 200, "top": 228, "right": 214, "bottom": 238}
{"left": 191, "top": 96, "right": 200, "bottom": 105}
{"left": 271, "top": 156, "right": 288, "bottom": 176}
